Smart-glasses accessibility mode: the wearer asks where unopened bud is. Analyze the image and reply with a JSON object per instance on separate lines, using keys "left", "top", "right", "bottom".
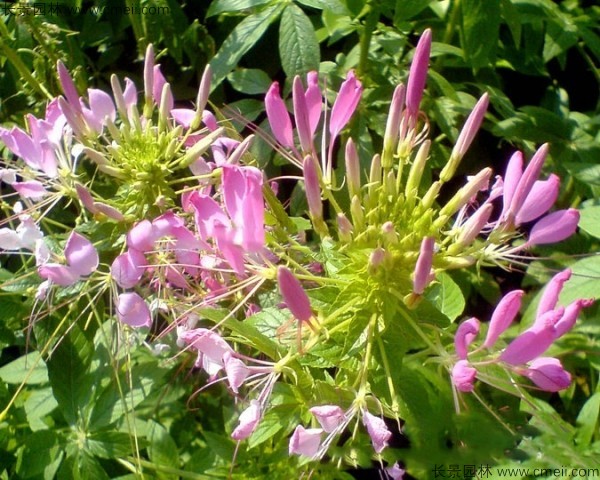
{"left": 337, "top": 213, "right": 353, "bottom": 243}
{"left": 438, "top": 168, "right": 492, "bottom": 220}
{"left": 405, "top": 140, "right": 430, "bottom": 198}
{"left": 368, "top": 247, "right": 387, "bottom": 275}
{"left": 382, "top": 84, "right": 405, "bottom": 169}
{"left": 345, "top": 138, "right": 361, "bottom": 200}
{"left": 381, "top": 221, "right": 398, "bottom": 245}
{"left": 368, "top": 154, "right": 381, "bottom": 199}
{"left": 350, "top": 195, "right": 365, "bottom": 231}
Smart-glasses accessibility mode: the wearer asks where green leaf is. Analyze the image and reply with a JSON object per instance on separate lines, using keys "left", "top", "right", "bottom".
{"left": 227, "top": 68, "right": 272, "bottom": 94}
{"left": 576, "top": 392, "right": 600, "bottom": 447}
{"left": 543, "top": 18, "right": 578, "bottom": 63}
{"left": 148, "top": 421, "right": 180, "bottom": 473}
{"left": 46, "top": 323, "right": 94, "bottom": 426}
{"left": 394, "top": 0, "right": 435, "bottom": 22}
{"left": 579, "top": 205, "right": 600, "bottom": 239}
{"left": 425, "top": 273, "right": 465, "bottom": 322}
{"left": 279, "top": 3, "right": 320, "bottom": 77}
{"left": 460, "top": 0, "right": 501, "bottom": 69}
{"left": 24, "top": 387, "right": 58, "bottom": 431}
{"left": 85, "top": 431, "right": 136, "bottom": 459}
{"left": 207, "top": 0, "right": 273, "bottom": 17}
{"left": 0, "top": 351, "right": 48, "bottom": 385}
{"left": 16, "top": 430, "right": 63, "bottom": 479}
{"left": 210, "top": 5, "right": 284, "bottom": 90}
{"left": 501, "top": 0, "right": 522, "bottom": 46}
{"left": 564, "top": 162, "right": 600, "bottom": 186}
{"left": 296, "top": 0, "right": 349, "bottom": 15}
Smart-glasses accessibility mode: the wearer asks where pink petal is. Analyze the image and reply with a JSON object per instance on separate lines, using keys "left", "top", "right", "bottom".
{"left": 451, "top": 360, "right": 477, "bottom": 392}
{"left": 127, "top": 220, "right": 157, "bottom": 252}
{"left": 231, "top": 400, "right": 261, "bottom": 441}
{"left": 329, "top": 70, "right": 362, "bottom": 141}
{"left": 0, "top": 228, "right": 22, "bottom": 250}
{"left": 57, "top": 61, "right": 82, "bottom": 112}
{"left": 38, "top": 264, "right": 80, "bottom": 287}
{"left": 88, "top": 88, "right": 116, "bottom": 124}
{"left": 265, "top": 82, "right": 294, "bottom": 148}
{"left": 12, "top": 181, "right": 48, "bottom": 200}
{"left": 454, "top": 317, "right": 480, "bottom": 359}
{"left": 171, "top": 108, "right": 196, "bottom": 128}
{"left": 309, "top": 405, "right": 346, "bottom": 433}
{"left": 524, "top": 357, "right": 571, "bottom": 392}
{"left": 111, "top": 250, "right": 147, "bottom": 288}
{"left": 303, "top": 155, "right": 323, "bottom": 220}
{"left": 528, "top": 209, "right": 579, "bottom": 246}
{"left": 116, "top": 292, "right": 152, "bottom": 328}
{"left": 508, "top": 143, "right": 549, "bottom": 219}
{"left": 289, "top": 425, "right": 323, "bottom": 457}
{"left": 483, "top": 290, "right": 524, "bottom": 348}
{"left": 305, "top": 71, "right": 322, "bottom": 136}
{"left": 223, "top": 352, "right": 250, "bottom": 394}
{"left": 362, "top": 411, "right": 391, "bottom": 454}
{"left": 537, "top": 269, "right": 571, "bottom": 317}
{"left": 515, "top": 174, "right": 560, "bottom": 224}
{"left": 293, "top": 76, "right": 313, "bottom": 152}
{"left": 178, "top": 328, "right": 233, "bottom": 367}
{"left": 123, "top": 78, "right": 138, "bottom": 109}
{"left": 553, "top": 298, "right": 594, "bottom": 339}
{"left": 277, "top": 266, "right": 312, "bottom": 323}
{"left": 499, "top": 309, "right": 564, "bottom": 365}
{"left": 64, "top": 232, "right": 98, "bottom": 277}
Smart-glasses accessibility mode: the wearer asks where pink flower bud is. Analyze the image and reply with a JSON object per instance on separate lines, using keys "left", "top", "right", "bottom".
{"left": 452, "top": 360, "right": 477, "bottom": 392}
{"left": 451, "top": 93, "right": 489, "bottom": 160}
{"left": 57, "top": 61, "right": 81, "bottom": 112}
{"left": 413, "top": 237, "right": 435, "bottom": 295}
{"left": 265, "top": 82, "right": 294, "bottom": 148}
{"left": 455, "top": 318, "right": 480, "bottom": 359}
{"left": 483, "top": 290, "right": 524, "bottom": 348}
{"left": 143, "top": 44, "right": 155, "bottom": 104}
{"left": 527, "top": 209, "right": 579, "bottom": 246}
{"left": 305, "top": 71, "right": 322, "bottom": 136}
{"left": 362, "top": 411, "right": 391, "bottom": 454}
{"left": 457, "top": 203, "right": 493, "bottom": 246}
{"left": 231, "top": 400, "right": 261, "bottom": 441}
{"left": 289, "top": 425, "right": 323, "bottom": 457}
{"left": 309, "top": 405, "right": 346, "bottom": 433}
{"left": 524, "top": 357, "right": 571, "bottom": 392}
{"left": 537, "top": 269, "right": 571, "bottom": 317}
{"left": 500, "top": 151, "right": 524, "bottom": 219}
{"left": 406, "top": 29, "right": 432, "bottom": 116}
{"left": 277, "top": 266, "right": 312, "bottom": 323}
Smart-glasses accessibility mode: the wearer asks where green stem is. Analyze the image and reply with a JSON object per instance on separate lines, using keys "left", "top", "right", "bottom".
{"left": 357, "top": 3, "right": 380, "bottom": 77}
{"left": 376, "top": 336, "right": 400, "bottom": 417}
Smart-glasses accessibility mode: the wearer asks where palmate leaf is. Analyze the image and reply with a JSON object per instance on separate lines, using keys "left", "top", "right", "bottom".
{"left": 279, "top": 3, "right": 320, "bottom": 78}
{"left": 209, "top": 4, "right": 285, "bottom": 90}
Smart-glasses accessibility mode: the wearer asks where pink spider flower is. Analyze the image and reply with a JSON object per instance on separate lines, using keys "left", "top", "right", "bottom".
{"left": 451, "top": 269, "right": 594, "bottom": 393}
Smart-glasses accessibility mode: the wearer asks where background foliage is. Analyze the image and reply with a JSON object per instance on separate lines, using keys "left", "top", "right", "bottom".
{"left": 1, "top": 0, "right": 599, "bottom": 478}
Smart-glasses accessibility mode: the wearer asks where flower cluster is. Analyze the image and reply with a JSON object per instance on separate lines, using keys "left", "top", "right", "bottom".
{"left": 451, "top": 269, "right": 593, "bottom": 393}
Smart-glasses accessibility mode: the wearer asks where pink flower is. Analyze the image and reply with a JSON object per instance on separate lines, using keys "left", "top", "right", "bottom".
{"left": 451, "top": 93, "right": 489, "bottom": 160}
{"left": 277, "top": 266, "right": 313, "bottom": 323}
{"left": 537, "top": 269, "right": 571, "bottom": 316}
{"left": 289, "top": 425, "right": 323, "bottom": 457}
{"left": 362, "top": 411, "right": 391, "bottom": 454}
{"left": 309, "top": 405, "right": 346, "bottom": 433}
{"left": 232, "top": 400, "right": 261, "bottom": 441}
{"left": 116, "top": 292, "right": 152, "bottom": 328}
